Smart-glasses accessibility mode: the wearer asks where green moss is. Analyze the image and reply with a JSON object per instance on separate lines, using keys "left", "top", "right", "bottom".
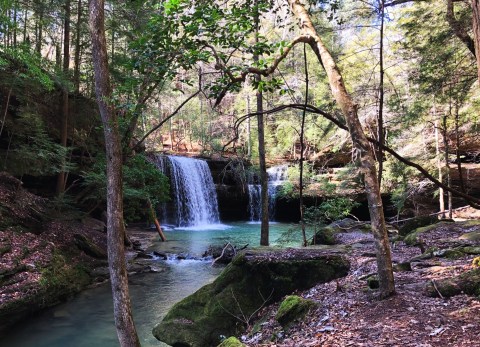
{"left": 427, "top": 268, "right": 480, "bottom": 298}
{"left": 461, "top": 220, "right": 480, "bottom": 227}
{"left": 217, "top": 337, "right": 245, "bottom": 347}
{"left": 404, "top": 223, "right": 443, "bottom": 246}
{"left": 460, "top": 247, "right": 480, "bottom": 255}
{"left": 153, "top": 250, "right": 349, "bottom": 347}
{"left": 275, "top": 295, "right": 317, "bottom": 327}
{"left": 399, "top": 216, "right": 439, "bottom": 236}
{"left": 460, "top": 232, "right": 480, "bottom": 242}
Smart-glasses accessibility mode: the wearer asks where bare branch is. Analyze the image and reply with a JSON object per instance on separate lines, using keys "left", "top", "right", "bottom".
{"left": 132, "top": 90, "right": 200, "bottom": 151}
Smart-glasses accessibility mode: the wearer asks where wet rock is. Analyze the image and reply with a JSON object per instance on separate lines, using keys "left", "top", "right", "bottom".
{"left": 152, "top": 248, "right": 349, "bottom": 347}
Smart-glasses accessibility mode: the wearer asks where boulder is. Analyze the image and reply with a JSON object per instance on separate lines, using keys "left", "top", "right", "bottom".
{"left": 275, "top": 295, "right": 317, "bottom": 327}
{"left": 426, "top": 268, "right": 480, "bottom": 298}
{"left": 152, "top": 248, "right": 349, "bottom": 347}
{"left": 399, "top": 215, "right": 439, "bottom": 236}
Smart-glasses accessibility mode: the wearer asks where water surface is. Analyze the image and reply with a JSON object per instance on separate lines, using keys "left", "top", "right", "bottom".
{"left": 0, "top": 222, "right": 300, "bottom": 347}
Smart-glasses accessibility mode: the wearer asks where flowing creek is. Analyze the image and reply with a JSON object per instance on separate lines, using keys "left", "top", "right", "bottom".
{"left": 0, "top": 222, "right": 299, "bottom": 347}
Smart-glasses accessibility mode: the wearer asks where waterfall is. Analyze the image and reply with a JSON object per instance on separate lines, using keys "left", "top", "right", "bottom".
{"left": 153, "top": 155, "right": 220, "bottom": 228}
{"left": 247, "top": 165, "right": 288, "bottom": 222}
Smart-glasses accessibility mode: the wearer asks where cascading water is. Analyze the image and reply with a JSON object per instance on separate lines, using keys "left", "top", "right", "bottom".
{"left": 247, "top": 165, "right": 288, "bottom": 222}
{"left": 153, "top": 155, "right": 220, "bottom": 228}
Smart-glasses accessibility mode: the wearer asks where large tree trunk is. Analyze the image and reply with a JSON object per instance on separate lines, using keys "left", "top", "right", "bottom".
{"left": 88, "top": 0, "right": 141, "bottom": 346}
{"left": 288, "top": 0, "right": 395, "bottom": 297}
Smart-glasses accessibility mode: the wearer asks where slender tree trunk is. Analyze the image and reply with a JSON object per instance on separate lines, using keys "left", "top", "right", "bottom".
{"left": 13, "top": 4, "right": 17, "bottom": 47}
{"left": 88, "top": 1, "right": 141, "bottom": 346}
{"left": 377, "top": 0, "right": 385, "bottom": 186}
{"left": 299, "top": 44, "right": 308, "bottom": 247}
{"left": 74, "top": 0, "right": 82, "bottom": 93}
{"left": 472, "top": 0, "right": 480, "bottom": 82}
{"left": 23, "top": 8, "right": 27, "bottom": 43}
{"left": 288, "top": 0, "right": 395, "bottom": 297}
{"left": 35, "top": 6, "right": 43, "bottom": 55}
{"left": 454, "top": 103, "right": 465, "bottom": 193}
{"left": 443, "top": 113, "right": 452, "bottom": 218}
{"left": 254, "top": 3, "right": 269, "bottom": 246}
{"left": 435, "top": 119, "right": 445, "bottom": 218}
{"left": 57, "top": 0, "right": 71, "bottom": 195}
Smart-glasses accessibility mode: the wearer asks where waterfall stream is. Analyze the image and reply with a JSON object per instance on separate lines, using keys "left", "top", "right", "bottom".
{"left": 154, "top": 155, "right": 220, "bottom": 228}
{"left": 247, "top": 165, "right": 288, "bottom": 222}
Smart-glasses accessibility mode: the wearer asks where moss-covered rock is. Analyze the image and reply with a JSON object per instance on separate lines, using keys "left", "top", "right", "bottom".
{"left": 275, "top": 295, "right": 317, "bottom": 327}
{"left": 404, "top": 223, "right": 445, "bottom": 246}
{"left": 217, "top": 337, "right": 245, "bottom": 347}
{"left": 152, "top": 248, "right": 349, "bottom": 347}
{"left": 426, "top": 268, "right": 480, "bottom": 298}
{"left": 399, "top": 216, "right": 439, "bottom": 236}
{"left": 460, "top": 231, "right": 480, "bottom": 242}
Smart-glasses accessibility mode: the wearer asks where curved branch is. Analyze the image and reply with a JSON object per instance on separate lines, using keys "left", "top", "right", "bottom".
{"left": 446, "top": 0, "right": 476, "bottom": 56}
{"left": 223, "top": 103, "right": 480, "bottom": 208}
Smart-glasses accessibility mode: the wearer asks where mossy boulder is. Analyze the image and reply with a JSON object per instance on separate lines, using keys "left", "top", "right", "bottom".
{"left": 217, "top": 337, "right": 245, "bottom": 347}
{"left": 460, "top": 231, "right": 480, "bottom": 242}
{"left": 426, "top": 268, "right": 480, "bottom": 298}
{"left": 152, "top": 248, "right": 349, "bottom": 347}
{"left": 275, "top": 295, "right": 317, "bottom": 327}
{"left": 404, "top": 223, "right": 446, "bottom": 246}
{"left": 311, "top": 218, "right": 369, "bottom": 245}
{"left": 399, "top": 216, "right": 439, "bottom": 236}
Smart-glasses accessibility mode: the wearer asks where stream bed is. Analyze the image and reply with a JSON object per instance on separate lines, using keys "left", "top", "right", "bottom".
{"left": 0, "top": 222, "right": 299, "bottom": 347}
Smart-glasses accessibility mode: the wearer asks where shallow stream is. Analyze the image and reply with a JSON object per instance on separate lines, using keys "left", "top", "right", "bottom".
{"left": 0, "top": 222, "right": 298, "bottom": 347}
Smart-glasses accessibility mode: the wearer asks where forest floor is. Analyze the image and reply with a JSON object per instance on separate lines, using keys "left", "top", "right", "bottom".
{"left": 241, "top": 221, "right": 480, "bottom": 347}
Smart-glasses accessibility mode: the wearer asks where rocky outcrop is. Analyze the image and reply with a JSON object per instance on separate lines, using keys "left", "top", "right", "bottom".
{"left": 152, "top": 248, "right": 349, "bottom": 347}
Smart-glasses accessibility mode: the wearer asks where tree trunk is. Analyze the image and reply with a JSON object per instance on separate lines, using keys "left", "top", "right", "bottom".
{"left": 288, "top": 0, "right": 395, "bottom": 297}
{"left": 299, "top": 43, "right": 308, "bottom": 247}
{"left": 435, "top": 119, "right": 445, "bottom": 218}
{"left": 88, "top": 1, "right": 141, "bottom": 346}
{"left": 57, "top": 0, "right": 71, "bottom": 195}
{"left": 254, "top": 3, "right": 269, "bottom": 246}
{"left": 74, "top": 0, "right": 82, "bottom": 93}
{"left": 377, "top": 0, "right": 385, "bottom": 186}
{"left": 472, "top": 0, "right": 480, "bottom": 82}
{"left": 443, "top": 113, "right": 452, "bottom": 218}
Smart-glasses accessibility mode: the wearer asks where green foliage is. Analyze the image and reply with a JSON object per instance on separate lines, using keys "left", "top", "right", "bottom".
{"left": 1, "top": 112, "right": 70, "bottom": 176}
{"left": 0, "top": 46, "right": 54, "bottom": 90}
{"left": 81, "top": 154, "right": 170, "bottom": 222}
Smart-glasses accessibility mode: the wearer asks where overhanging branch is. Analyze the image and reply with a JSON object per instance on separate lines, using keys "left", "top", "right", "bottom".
{"left": 224, "top": 103, "right": 480, "bottom": 209}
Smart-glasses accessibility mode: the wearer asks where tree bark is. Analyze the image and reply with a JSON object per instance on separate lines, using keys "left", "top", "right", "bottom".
{"left": 288, "top": 0, "right": 395, "bottom": 297}
{"left": 446, "top": 0, "right": 476, "bottom": 56}
{"left": 299, "top": 43, "right": 308, "bottom": 247}
{"left": 472, "top": 0, "right": 480, "bottom": 82}
{"left": 57, "top": 0, "right": 71, "bottom": 195}
{"left": 254, "top": 3, "right": 269, "bottom": 246}
{"left": 434, "top": 119, "right": 445, "bottom": 218}
{"left": 88, "top": 0, "right": 141, "bottom": 345}
{"left": 377, "top": 0, "right": 385, "bottom": 186}
{"left": 74, "top": 0, "right": 82, "bottom": 93}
